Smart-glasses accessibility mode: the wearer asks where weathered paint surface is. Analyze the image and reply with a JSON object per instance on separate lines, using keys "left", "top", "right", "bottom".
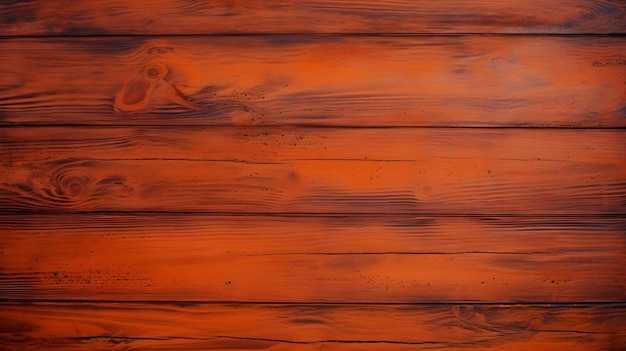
{"left": 1, "top": 1, "right": 624, "bottom": 350}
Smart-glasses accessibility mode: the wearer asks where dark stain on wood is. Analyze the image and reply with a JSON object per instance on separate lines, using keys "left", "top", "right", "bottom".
{"left": 0, "top": 0, "right": 38, "bottom": 26}
{"left": 1, "top": 0, "right": 625, "bottom": 35}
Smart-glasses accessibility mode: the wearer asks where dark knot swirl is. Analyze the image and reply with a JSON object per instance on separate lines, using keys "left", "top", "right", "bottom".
{"left": 22, "top": 159, "right": 135, "bottom": 209}
{"left": 51, "top": 167, "right": 91, "bottom": 199}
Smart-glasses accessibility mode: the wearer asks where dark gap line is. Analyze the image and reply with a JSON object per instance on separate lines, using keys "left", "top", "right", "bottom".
{"left": 0, "top": 157, "right": 619, "bottom": 163}
{"left": 74, "top": 335, "right": 463, "bottom": 345}
{"left": 1, "top": 124, "right": 625, "bottom": 130}
{"left": 3, "top": 158, "right": 419, "bottom": 163}
{"left": 0, "top": 211, "right": 623, "bottom": 218}
{"left": 1, "top": 33, "right": 625, "bottom": 39}
{"left": 58, "top": 158, "right": 284, "bottom": 164}
{"left": 2, "top": 299, "right": 625, "bottom": 306}
{"left": 240, "top": 251, "right": 551, "bottom": 256}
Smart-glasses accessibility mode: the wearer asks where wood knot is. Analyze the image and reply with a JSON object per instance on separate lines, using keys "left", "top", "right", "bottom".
{"left": 114, "top": 62, "right": 199, "bottom": 113}
{"left": 44, "top": 162, "right": 93, "bottom": 200}
{"left": 8, "top": 159, "right": 136, "bottom": 210}
{"left": 46, "top": 161, "right": 133, "bottom": 202}
{"left": 453, "top": 305, "right": 476, "bottom": 319}
{"left": 57, "top": 172, "right": 91, "bottom": 198}
{"left": 144, "top": 64, "right": 167, "bottom": 80}
{"left": 147, "top": 46, "right": 173, "bottom": 55}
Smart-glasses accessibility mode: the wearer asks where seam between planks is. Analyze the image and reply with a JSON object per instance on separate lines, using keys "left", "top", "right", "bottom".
{"left": 1, "top": 33, "right": 626, "bottom": 38}
{"left": 0, "top": 211, "right": 624, "bottom": 217}
{"left": 1, "top": 299, "right": 625, "bottom": 306}
{"left": 2, "top": 124, "right": 626, "bottom": 129}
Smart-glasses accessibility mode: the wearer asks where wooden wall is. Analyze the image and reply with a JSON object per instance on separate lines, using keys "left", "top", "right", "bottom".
{"left": 1, "top": 1, "right": 625, "bottom": 350}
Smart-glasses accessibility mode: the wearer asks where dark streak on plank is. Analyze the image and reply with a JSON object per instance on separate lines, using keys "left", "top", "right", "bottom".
{"left": 1, "top": 0, "right": 625, "bottom": 35}
{"left": 1, "top": 303, "right": 624, "bottom": 350}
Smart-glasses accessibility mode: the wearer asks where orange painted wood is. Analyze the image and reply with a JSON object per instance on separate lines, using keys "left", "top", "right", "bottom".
{"left": 1, "top": 303, "right": 624, "bottom": 350}
{"left": 2, "top": 2, "right": 625, "bottom": 349}
{"left": 3, "top": 126, "right": 625, "bottom": 162}
{"left": 1, "top": 214, "right": 624, "bottom": 302}
{"left": 1, "top": 128, "right": 624, "bottom": 214}
{"left": 1, "top": 0, "right": 625, "bottom": 35}
{"left": 1, "top": 36, "right": 625, "bottom": 127}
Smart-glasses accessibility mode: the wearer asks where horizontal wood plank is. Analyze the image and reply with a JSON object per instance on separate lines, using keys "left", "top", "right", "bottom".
{"left": 1, "top": 36, "right": 625, "bottom": 126}
{"left": 1, "top": 0, "right": 625, "bottom": 35}
{"left": 1, "top": 303, "right": 624, "bottom": 350}
{"left": 1, "top": 214, "right": 624, "bottom": 302}
{"left": 3, "top": 126, "right": 626, "bottom": 162}
{"left": 1, "top": 128, "right": 624, "bottom": 214}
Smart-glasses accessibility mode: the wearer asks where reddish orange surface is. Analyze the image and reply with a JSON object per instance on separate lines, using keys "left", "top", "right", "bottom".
{"left": 1, "top": 0, "right": 625, "bottom": 35}
{"left": 0, "top": 36, "right": 624, "bottom": 126}
{"left": 1, "top": 1, "right": 625, "bottom": 350}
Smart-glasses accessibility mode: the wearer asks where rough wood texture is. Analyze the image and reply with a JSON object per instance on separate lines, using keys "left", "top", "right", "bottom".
{"left": 1, "top": 36, "right": 625, "bottom": 127}
{"left": 1, "top": 303, "right": 625, "bottom": 350}
{"left": 3, "top": 126, "right": 625, "bottom": 162}
{"left": 1, "top": 214, "right": 624, "bottom": 302}
{"left": 1, "top": 128, "right": 624, "bottom": 214}
{"left": 1, "top": 0, "right": 625, "bottom": 35}
{"left": 2, "top": 1, "right": 625, "bottom": 350}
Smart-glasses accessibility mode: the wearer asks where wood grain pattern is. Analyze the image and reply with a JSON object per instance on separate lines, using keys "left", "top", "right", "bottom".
{"left": 1, "top": 303, "right": 625, "bottom": 350}
{"left": 2, "top": 2, "right": 625, "bottom": 349}
{"left": 1, "top": 214, "right": 624, "bottom": 302}
{"left": 3, "top": 126, "right": 625, "bottom": 162}
{"left": 1, "top": 36, "right": 625, "bottom": 127}
{"left": 1, "top": 0, "right": 625, "bottom": 35}
{"left": 1, "top": 128, "right": 624, "bottom": 214}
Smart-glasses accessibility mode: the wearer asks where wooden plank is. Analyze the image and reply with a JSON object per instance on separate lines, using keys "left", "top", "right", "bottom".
{"left": 1, "top": 36, "right": 624, "bottom": 127}
{"left": 1, "top": 0, "right": 625, "bottom": 35}
{"left": 2, "top": 126, "right": 625, "bottom": 162}
{"left": 1, "top": 214, "right": 624, "bottom": 302}
{"left": 1, "top": 128, "right": 624, "bottom": 214}
{"left": 1, "top": 302, "right": 624, "bottom": 350}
